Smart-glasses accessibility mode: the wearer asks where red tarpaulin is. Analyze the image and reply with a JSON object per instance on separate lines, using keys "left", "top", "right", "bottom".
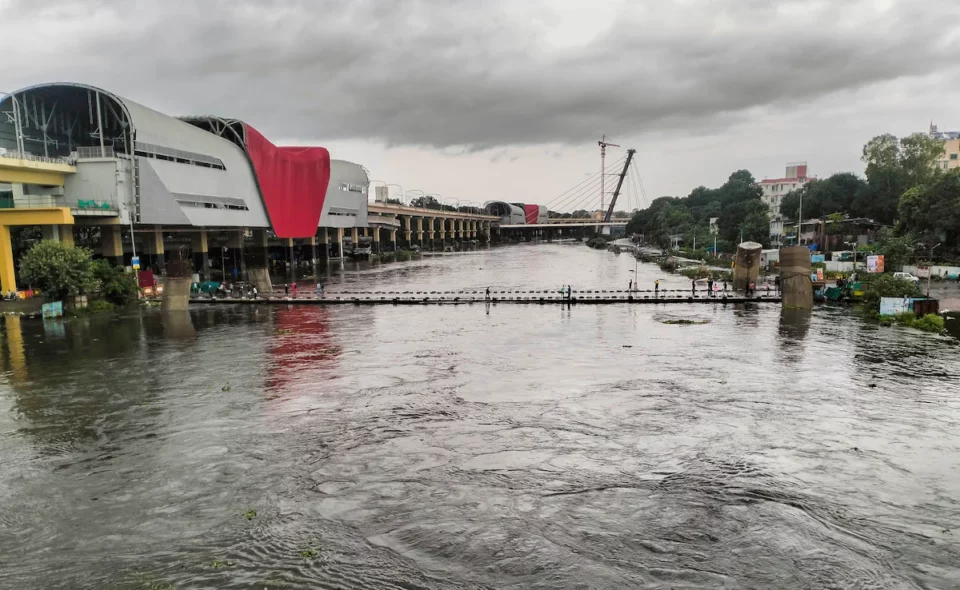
{"left": 524, "top": 204, "right": 540, "bottom": 225}
{"left": 243, "top": 124, "right": 331, "bottom": 238}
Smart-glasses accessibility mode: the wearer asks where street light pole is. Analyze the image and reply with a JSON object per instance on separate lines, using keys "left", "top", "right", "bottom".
{"left": 797, "top": 191, "right": 803, "bottom": 246}
{"left": 927, "top": 242, "right": 941, "bottom": 297}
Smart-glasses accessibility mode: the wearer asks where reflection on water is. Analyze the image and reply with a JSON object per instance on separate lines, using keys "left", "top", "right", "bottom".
{"left": 0, "top": 244, "right": 959, "bottom": 589}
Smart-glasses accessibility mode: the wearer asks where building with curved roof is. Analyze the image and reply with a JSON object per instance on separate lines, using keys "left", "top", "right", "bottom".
{"left": 0, "top": 82, "right": 366, "bottom": 238}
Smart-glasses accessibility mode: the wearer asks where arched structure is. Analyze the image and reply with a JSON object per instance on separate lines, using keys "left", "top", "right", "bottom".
{"left": 0, "top": 83, "right": 338, "bottom": 238}
{"left": 484, "top": 201, "right": 525, "bottom": 225}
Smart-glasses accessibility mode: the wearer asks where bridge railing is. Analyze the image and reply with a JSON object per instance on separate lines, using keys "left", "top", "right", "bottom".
{"left": 0, "top": 150, "right": 75, "bottom": 166}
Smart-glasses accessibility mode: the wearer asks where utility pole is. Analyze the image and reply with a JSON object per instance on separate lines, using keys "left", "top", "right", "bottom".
{"left": 927, "top": 243, "right": 941, "bottom": 297}
{"left": 598, "top": 135, "right": 620, "bottom": 215}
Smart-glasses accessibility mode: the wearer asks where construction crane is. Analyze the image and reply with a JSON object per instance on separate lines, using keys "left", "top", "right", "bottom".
{"left": 603, "top": 148, "right": 636, "bottom": 223}
{"left": 598, "top": 135, "right": 620, "bottom": 213}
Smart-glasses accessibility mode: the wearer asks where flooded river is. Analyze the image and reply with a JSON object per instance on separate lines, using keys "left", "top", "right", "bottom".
{"left": 1, "top": 243, "right": 959, "bottom": 589}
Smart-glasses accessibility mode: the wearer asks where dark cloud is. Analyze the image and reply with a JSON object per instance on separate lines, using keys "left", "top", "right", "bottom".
{"left": 3, "top": 0, "right": 958, "bottom": 150}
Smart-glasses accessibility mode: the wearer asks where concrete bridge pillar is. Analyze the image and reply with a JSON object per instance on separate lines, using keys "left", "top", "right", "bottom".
{"left": 41, "top": 224, "right": 74, "bottom": 247}
{"left": 307, "top": 236, "right": 318, "bottom": 276}
{"left": 334, "top": 227, "right": 344, "bottom": 258}
{"left": 100, "top": 225, "right": 125, "bottom": 267}
{"left": 351, "top": 227, "right": 359, "bottom": 246}
{"left": 224, "top": 229, "right": 246, "bottom": 281}
{"left": 317, "top": 228, "right": 328, "bottom": 258}
{"left": 426, "top": 217, "right": 435, "bottom": 247}
{"left": 390, "top": 229, "right": 398, "bottom": 251}
{"left": 252, "top": 228, "right": 270, "bottom": 270}
{"left": 284, "top": 238, "right": 295, "bottom": 281}
{"left": 372, "top": 226, "right": 381, "bottom": 253}
{"left": 191, "top": 229, "right": 210, "bottom": 281}
{"left": 144, "top": 227, "right": 165, "bottom": 274}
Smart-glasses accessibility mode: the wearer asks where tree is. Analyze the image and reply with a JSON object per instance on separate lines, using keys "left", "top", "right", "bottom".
{"left": 860, "top": 132, "right": 944, "bottom": 224}
{"left": 780, "top": 173, "right": 867, "bottom": 220}
{"left": 19, "top": 240, "right": 95, "bottom": 300}
{"left": 897, "top": 169, "right": 960, "bottom": 251}
{"left": 91, "top": 259, "right": 139, "bottom": 305}
{"left": 872, "top": 227, "right": 915, "bottom": 271}
{"left": 410, "top": 195, "right": 442, "bottom": 210}
{"left": 739, "top": 200, "right": 772, "bottom": 244}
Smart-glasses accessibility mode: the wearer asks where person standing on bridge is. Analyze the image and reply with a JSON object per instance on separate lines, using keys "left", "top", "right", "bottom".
{"left": 691, "top": 279, "right": 696, "bottom": 296}
{"left": 291, "top": 282, "right": 298, "bottom": 298}
{"left": 486, "top": 287, "right": 491, "bottom": 300}
{"left": 654, "top": 280, "right": 659, "bottom": 298}
{"left": 629, "top": 279, "right": 633, "bottom": 292}
{"left": 707, "top": 277, "right": 714, "bottom": 297}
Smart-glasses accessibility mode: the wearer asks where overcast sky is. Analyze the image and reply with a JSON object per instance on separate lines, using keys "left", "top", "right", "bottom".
{"left": 3, "top": 0, "right": 960, "bottom": 211}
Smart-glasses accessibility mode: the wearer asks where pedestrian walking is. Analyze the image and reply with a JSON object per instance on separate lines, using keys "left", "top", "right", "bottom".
{"left": 291, "top": 282, "right": 298, "bottom": 298}
{"left": 722, "top": 279, "right": 727, "bottom": 292}
{"left": 713, "top": 282, "right": 719, "bottom": 297}
{"left": 284, "top": 283, "right": 289, "bottom": 296}
{"left": 629, "top": 279, "right": 633, "bottom": 291}
{"left": 252, "top": 285, "right": 258, "bottom": 299}
{"left": 486, "top": 286, "right": 491, "bottom": 300}
{"left": 707, "top": 278, "right": 714, "bottom": 297}
{"left": 775, "top": 274, "right": 781, "bottom": 294}
{"left": 316, "top": 281, "right": 324, "bottom": 298}
{"left": 654, "top": 279, "right": 659, "bottom": 297}
{"left": 748, "top": 281, "right": 755, "bottom": 296}
{"left": 691, "top": 279, "right": 696, "bottom": 296}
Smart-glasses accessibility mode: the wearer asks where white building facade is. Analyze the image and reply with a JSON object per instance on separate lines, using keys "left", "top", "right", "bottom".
{"left": 758, "top": 162, "right": 812, "bottom": 246}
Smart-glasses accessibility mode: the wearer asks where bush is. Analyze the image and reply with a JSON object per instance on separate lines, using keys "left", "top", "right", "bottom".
{"left": 91, "top": 259, "right": 139, "bottom": 305}
{"left": 19, "top": 240, "right": 94, "bottom": 300}
{"left": 860, "top": 274, "right": 922, "bottom": 312}
{"left": 914, "top": 313, "right": 945, "bottom": 333}
{"left": 586, "top": 235, "right": 612, "bottom": 249}
{"left": 87, "top": 299, "right": 115, "bottom": 312}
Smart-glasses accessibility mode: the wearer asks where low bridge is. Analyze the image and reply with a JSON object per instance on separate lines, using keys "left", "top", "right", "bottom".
{"left": 190, "top": 288, "right": 780, "bottom": 306}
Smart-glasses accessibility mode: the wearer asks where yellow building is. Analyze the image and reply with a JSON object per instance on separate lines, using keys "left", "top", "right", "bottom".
{"left": 929, "top": 124, "right": 960, "bottom": 171}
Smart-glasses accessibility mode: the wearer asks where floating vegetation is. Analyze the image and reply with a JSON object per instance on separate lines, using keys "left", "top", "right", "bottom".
{"left": 209, "top": 560, "right": 233, "bottom": 569}
{"left": 660, "top": 319, "right": 709, "bottom": 325}
{"left": 261, "top": 579, "right": 289, "bottom": 588}
{"left": 242, "top": 509, "right": 256, "bottom": 520}
{"left": 299, "top": 548, "right": 318, "bottom": 558}
{"left": 275, "top": 328, "right": 294, "bottom": 335}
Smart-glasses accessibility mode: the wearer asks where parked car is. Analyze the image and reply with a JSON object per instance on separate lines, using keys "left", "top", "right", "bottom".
{"left": 893, "top": 271, "right": 921, "bottom": 285}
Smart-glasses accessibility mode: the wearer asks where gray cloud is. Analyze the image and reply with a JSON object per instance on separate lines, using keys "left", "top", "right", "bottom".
{"left": 3, "top": 0, "right": 958, "bottom": 151}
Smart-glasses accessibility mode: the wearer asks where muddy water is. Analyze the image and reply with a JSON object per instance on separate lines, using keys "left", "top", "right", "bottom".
{"left": 1, "top": 244, "right": 959, "bottom": 589}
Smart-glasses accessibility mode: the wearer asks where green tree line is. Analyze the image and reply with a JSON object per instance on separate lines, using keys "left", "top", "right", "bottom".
{"left": 626, "top": 131, "right": 960, "bottom": 259}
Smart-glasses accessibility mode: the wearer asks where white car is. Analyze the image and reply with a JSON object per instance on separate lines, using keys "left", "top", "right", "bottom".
{"left": 893, "top": 272, "right": 921, "bottom": 285}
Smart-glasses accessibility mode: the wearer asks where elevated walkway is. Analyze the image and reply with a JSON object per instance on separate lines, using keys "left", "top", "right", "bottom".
{"left": 0, "top": 152, "right": 76, "bottom": 186}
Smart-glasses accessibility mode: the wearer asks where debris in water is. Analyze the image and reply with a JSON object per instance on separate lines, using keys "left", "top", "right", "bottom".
{"left": 299, "top": 548, "right": 318, "bottom": 558}
{"left": 243, "top": 510, "right": 256, "bottom": 520}
{"left": 221, "top": 385, "right": 232, "bottom": 392}
{"left": 209, "top": 560, "right": 233, "bottom": 568}
{"left": 660, "top": 319, "right": 709, "bottom": 325}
